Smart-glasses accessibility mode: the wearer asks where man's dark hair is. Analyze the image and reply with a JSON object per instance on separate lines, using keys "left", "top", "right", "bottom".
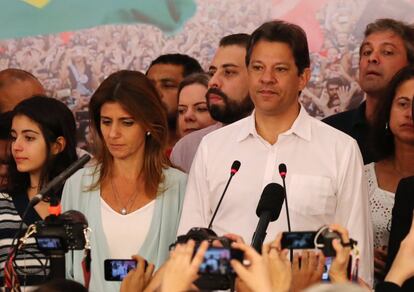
{"left": 246, "top": 20, "right": 310, "bottom": 74}
{"left": 219, "top": 33, "right": 250, "bottom": 49}
{"left": 326, "top": 77, "right": 345, "bottom": 89}
{"left": 364, "top": 18, "right": 414, "bottom": 65}
{"left": 146, "top": 53, "right": 203, "bottom": 77}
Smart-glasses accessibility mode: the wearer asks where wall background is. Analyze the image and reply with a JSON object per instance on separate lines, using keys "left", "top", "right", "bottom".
{"left": 0, "top": 0, "right": 413, "bottom": 148}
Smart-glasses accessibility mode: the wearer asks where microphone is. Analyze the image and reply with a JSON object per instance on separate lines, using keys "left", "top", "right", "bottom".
{"left": 251, "top": 183, "right": 285, "bottom": 252}
{"left": 207, "top": 160, "right": 241, "bottom": 229}
{"left": 30, "top": 154, "right": 91, "bottom": 206}
{"left": 278, "top": 163, "right": 291, "bottom": 232}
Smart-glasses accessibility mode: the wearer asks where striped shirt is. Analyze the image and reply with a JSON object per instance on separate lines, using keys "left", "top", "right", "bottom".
{"left": 0, "top": 192, "right": 50, "bottom": 287}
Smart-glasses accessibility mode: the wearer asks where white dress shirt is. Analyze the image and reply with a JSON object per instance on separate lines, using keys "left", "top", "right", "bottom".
{"left": 178, "top": 107, "right": 373, "bottom": 286}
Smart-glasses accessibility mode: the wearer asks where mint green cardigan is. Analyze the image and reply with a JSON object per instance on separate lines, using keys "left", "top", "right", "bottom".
{"left": 61, "top": 166, "right": 187, "bottom": 292}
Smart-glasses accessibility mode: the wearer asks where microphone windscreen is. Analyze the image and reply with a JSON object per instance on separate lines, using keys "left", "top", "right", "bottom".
{"left": 230, "top": 160, "right": 241, "bottom": 174}
{"left": 256, "top": 183, "right": 285, "bottom": 221}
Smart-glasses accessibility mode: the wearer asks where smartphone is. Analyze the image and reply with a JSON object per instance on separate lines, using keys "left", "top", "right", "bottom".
{"left": 281, "top": 231, "right": 316, "bottom": 249}
{"left": 104, "top": 259, "right": 137, "bottom": 281}
{"left": 198, "top": 247, "right": 243, "bottom": 275}
{"left": 322, "top": 256, "right": 332, "bottom": 281}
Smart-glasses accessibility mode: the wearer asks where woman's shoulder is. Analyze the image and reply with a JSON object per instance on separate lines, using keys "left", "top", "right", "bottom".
{"left": 67, "top": 164, "right": 100, "bottom": 184}
{"left": 163, "top": 167, "right": 187, "bottom": 183}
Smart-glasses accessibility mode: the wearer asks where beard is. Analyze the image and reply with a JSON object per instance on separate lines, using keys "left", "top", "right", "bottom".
{"left": 206, "top": 88, "right": 254, "bottom": 124}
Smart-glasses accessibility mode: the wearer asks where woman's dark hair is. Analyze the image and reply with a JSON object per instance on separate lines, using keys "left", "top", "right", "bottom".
{"left": 89, "top": 70, "right": 170, "bottom": 195}
{"left": 6, "top": 96, "right": 78, "bottom": 196}
{"left": 371, "top": 65, "right": 414, "bottom": 160}
{"left": 177, "top": 72, "right": 210, "bottom": 99}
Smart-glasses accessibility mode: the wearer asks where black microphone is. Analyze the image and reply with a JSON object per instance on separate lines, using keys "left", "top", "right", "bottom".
{"left": 251, "top": 183, "right": 285, "bottom": 252}
{"left": 278, "top": 163, "right": 293, "bottom": 260}
{"left": 278, "top": 163, "right": 291, "bottom": 232}
{"left": 207, "top": 160, "right": 241, "bottom": 229}
{"left": 30, "top": 154, "right": 91, "bottom": 206}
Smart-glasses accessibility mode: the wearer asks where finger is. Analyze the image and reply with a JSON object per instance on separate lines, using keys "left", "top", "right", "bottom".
{"left": 131, "top": 255, "right": 146, "bottom": 274}
{"left": 308, "top": 251, "right": 318, "bottom": 269}
{"left": 301, "top": 250, "right": 309, "bottom": 269}
{"left": 223, "top": 233, "right": 245, "bottom": 244}
{"left": 292, "top": 253, "right": 300, "bottom": 272}
{"left": 231, "top": 242, "right": 260, "bottom": 262}
{"left": 329, "top": 224, "right": 350, "bottom": 243}
{"left": 230, "top": 259, "right": 249, "bottom": 279}
{"left": 191, "top": 241, "right": 208, "bottom": 269}
{"left": 272, "top": 233, "right": 283, "bottom": 250}
{"left": 144, "top": 263, "right": 155, "bottom": 281}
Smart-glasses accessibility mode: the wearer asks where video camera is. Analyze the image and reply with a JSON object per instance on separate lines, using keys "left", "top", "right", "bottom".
{"left": 281, "top": 225, "right": 357, "bottom": 257}
{"left": 173, "top": 227, "right": 239, "bottom": 291}
{"left": 34, "top": 210, "right": 90, "bottom": 256}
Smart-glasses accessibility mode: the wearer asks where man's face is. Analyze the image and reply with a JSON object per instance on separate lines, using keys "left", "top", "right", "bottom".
{"left": 0, "top": 79, "right": 45, "bottom": 113}
{"left": 147, "top": 63, "right": 184, "bottom": 119}
{"left": 248, "top": 40, "right": 309, "bottom": 117}
{"left": 359, "top": 30, "right": 409, "bottom": 98}
{"left": 206, "top": 45, "right": 252, "bottom": 124}
{"left": 327, "top": 83, "right": 340, "bottom": 107}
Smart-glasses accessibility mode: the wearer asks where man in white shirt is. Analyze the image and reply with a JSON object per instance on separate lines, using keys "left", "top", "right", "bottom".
{"left": 178, "top": 20, "right": 373, "bottom": 286}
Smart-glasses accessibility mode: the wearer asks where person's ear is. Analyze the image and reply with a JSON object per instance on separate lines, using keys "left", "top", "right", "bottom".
{"left": 51, "top": 136, "right": 66, "bottom": 155}
{"left": 298, "top": 68, "right": 311, "bottom": 91}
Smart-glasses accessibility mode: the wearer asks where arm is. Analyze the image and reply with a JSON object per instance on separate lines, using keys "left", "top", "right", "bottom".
{"left": 177, "top": 140, "right": 211, "bottom": 235}
{"left": 335, "top": 140, "right": 373, "bottom": 287}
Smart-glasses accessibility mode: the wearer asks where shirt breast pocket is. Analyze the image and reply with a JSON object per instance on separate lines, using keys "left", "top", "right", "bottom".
{"left": 288, "top": 174, "right": 336, "bottom": 216}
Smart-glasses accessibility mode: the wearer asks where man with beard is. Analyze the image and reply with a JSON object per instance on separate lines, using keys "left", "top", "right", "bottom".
{"left": 324, "top": 18, "right": 414, "bottom": 164}
{"left": 0, "top": 69, "right": 45, "bottom": 188}
{"left": 178, "top": 20, "right": 373, "bottom": 286}
{"left": 170, "top": 34, "right": 253, "bottom": 172}
{"left": 146, "top": 54, "right": 203, "bottom": 152}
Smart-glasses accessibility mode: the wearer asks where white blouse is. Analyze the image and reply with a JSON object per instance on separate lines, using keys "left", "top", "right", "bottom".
{"left": 365, "top": 162, "right": 395, "bottom": 248}
{"left": 101, "top": 198, "right": 155, "bottom": 259}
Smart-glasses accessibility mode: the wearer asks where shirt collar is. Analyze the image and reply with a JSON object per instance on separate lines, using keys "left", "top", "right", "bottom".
{"left": 236, "top": 106, "right": 312, "bottom": 142}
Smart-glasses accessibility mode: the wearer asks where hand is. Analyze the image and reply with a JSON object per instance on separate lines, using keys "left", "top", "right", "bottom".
{"left": 160, "top": 240, "right": 208, "bottom": 292}
{"left": 120, "top": 255, "right": 155, "bottom": 292}
{"left": 374, "top": 246, "right": 387, "bottom": 278}
{"left": 328, "top": 224, "right": 352, "bottom": 284}
{"left": 262, "top": 233, "right": 292, "bottom": 292}
{"left": 385, "top": 215, "right": 414, "bottom": 287}
{"left": 291, "top": 250, "right": 325, "bottom": 292}
{"left": 230, "top": 242, "right": 273, "bottom": 292}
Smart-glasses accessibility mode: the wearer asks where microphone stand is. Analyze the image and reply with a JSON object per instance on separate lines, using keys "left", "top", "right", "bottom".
{"left": 280, "top": 173, "right": 293, "bottom": 261}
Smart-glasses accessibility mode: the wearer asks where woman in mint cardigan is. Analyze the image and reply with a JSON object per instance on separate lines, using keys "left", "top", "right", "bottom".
{"left": 61, "top": 70, "right": 187, "bottom": 292}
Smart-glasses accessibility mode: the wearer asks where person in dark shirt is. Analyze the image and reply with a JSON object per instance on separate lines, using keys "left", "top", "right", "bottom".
{"left": 385, "top": 176, "right": 414, "bottom": 291}
{"left": 323, "top": 18, "right": 414, "bottom": 164}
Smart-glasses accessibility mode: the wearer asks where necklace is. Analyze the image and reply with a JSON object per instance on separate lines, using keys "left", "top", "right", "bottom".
{"left": 110, "top": 177, "right": 140, "bottom": 215}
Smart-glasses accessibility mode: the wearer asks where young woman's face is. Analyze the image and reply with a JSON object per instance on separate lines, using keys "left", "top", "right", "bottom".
{"left": 100, "top": 101, "right": 146, "bottom": 161}
{"left": 389, "top": 78, "right": 414, "bottom": 144}
{"left": 177, "top": 83, "right": 215, "bottom": 138}
{"left": 10, "top": 115, "right": 48, "bottom": 176}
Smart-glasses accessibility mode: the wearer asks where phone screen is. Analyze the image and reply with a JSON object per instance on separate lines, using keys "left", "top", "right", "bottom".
{"left": 104, "top": 259, "right": 137, "bottom": 281}
{"left": 322, "top": 256, "right": 332, "bottom": 281}
{"left": 198, "top": 247, "right": 243, "bottom": 275}
{"left": 281, "top": 231, "right": 316, "bottom": 249}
